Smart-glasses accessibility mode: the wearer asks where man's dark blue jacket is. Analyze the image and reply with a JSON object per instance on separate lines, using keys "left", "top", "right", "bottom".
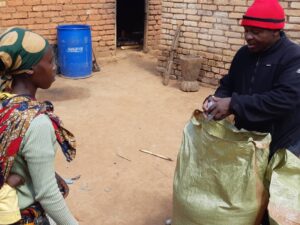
{"left": 215, "top": 32, "right": 300, "bottom": 157}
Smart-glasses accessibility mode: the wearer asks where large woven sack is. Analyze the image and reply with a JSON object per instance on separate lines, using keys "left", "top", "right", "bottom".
{"left": 266, "top": 149, "right": 300, "bottom": 225}
{"left": 173, "top": 110, "right": 271, "bottom": 225}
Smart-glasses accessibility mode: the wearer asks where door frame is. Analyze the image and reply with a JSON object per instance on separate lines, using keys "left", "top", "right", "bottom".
{"left": 115, "top": 0, "right": 149, "bottom": 52}
{"left": 143, "top": 0, "right": 149, "bottom": 52}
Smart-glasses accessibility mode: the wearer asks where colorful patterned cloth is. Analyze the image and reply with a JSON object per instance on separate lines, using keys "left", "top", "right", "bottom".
{"left": 0, "top": 27, "right": 49, "bottom": 92}
{"left": 12, "top": 203, "right": 50, "bottom": 225}
{"left": 0, "top": 94, "right": 76, "bottom": 188}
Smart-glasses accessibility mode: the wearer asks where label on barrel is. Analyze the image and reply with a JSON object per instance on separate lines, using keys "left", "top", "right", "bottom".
{"left": 67, "top": 47, "right": 84, "bottom": 53}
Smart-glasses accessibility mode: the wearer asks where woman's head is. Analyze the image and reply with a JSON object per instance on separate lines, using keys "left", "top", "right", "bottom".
{"left": 0, "top": 27, "right": 55, "bottom": 93}
{"left": 29, "top": 47, "right": 56, "bottom": 89}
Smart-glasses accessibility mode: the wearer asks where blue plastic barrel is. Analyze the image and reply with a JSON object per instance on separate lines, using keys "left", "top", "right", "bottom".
{"left": 57, "top": 24, "right": 92, "bottom": 78}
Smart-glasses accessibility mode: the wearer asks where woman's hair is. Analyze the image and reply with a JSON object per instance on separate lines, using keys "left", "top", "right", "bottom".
{"left": 0, "top": 27, "right": 49, "bottom": 92}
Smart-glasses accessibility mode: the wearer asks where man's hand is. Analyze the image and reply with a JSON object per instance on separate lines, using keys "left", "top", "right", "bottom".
{"left": 55, "top": 172, "right": 69, "bottom": 198}
{"left": 206, "top": 97, "right": 232, "bottom": 120}
{"left": 202, "top": 95, "right": 214, "bottom": 119}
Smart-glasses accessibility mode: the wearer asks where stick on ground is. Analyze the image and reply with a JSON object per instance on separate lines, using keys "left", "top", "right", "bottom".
{"left": 116, "top": 153, "right": 131, "bottom": 162}
{"left": 139, "top": 149, "right": 173, "bottom": 161}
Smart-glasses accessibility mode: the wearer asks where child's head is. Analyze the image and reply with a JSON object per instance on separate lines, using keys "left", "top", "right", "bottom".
{"left": 0, "top": 27, "right": 56, "bottom": 93}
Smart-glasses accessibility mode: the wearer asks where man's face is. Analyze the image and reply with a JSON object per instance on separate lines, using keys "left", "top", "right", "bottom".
{"left": 243, "top": 26, "right": 280, "bottom": 53}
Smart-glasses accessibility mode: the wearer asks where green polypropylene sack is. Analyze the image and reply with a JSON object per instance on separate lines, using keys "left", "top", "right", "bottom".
{"left": 266, "top": 149, "right": 300, "bottom": 225}
{"left": 173, "top": 110, "right": 271, "bottom": 225}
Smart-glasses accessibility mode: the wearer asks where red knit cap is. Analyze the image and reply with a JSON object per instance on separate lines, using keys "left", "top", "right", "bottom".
{"left": 241, "top": 0, "right": 285, "bottom": 29}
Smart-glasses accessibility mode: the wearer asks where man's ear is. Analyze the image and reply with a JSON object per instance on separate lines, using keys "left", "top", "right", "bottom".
{"left": 273, "top": 30, "right": 281, "bottom": 38}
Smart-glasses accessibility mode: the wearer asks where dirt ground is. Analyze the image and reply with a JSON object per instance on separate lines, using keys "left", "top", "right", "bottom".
{"left": 37, "top": 50, "right": 214, "bottom": 225}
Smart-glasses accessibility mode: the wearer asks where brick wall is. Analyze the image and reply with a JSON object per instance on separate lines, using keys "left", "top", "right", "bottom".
{"left": 157, "top": 0, "right": 300, "bottom": 86}
{"left": 0, "top": 0, "right": 161, "bottom": 56}
{"left": 146, "top": 0, "right": 162, "bottom": 51}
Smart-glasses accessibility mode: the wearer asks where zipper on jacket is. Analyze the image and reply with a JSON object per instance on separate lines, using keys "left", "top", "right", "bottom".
{"left": 254, "top": 57, "right": 260, "bottom": 73}
{"left": 249, "top": 56, "right": 260, "bottom": 94}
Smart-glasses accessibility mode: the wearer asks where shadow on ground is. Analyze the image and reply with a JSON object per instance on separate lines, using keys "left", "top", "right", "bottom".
{"left": 37, "top": 85, "right": 90, "bottom": 102}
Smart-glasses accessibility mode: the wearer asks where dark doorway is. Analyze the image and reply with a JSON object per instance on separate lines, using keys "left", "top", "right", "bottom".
{"left": 117, "top": 0, "right": 145, "bottom": 48}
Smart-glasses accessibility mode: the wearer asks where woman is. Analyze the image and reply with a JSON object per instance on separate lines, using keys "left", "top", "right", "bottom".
{"left": 0, "top": 27, "right": 78, "bottom": 225}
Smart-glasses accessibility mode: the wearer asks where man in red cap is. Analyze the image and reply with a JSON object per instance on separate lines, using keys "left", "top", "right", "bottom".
{"left": 203, "top": 1, "right": 300, "bottom": 224}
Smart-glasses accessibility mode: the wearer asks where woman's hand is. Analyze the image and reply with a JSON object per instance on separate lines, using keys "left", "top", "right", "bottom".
{"left": 55, "top": 172, "right": 69, "bottom": 198}
{"left": 7, "top": 173, "right": 24, "bottom": 188}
